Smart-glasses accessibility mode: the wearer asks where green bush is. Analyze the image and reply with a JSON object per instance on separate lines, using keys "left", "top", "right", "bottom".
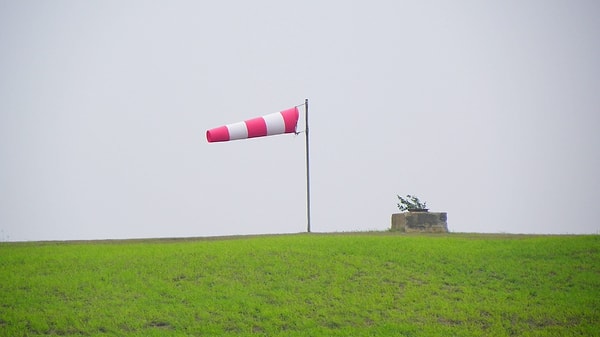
{"left": 397, "top": 194, "right": 427, "bottom": 211}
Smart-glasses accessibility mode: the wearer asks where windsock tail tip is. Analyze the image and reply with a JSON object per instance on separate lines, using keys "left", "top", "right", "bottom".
{"left": 206, "top": 126, "right": 230, "bottom": 143}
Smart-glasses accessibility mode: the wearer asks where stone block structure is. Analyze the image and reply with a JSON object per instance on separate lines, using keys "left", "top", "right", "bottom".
{"left": 391, "top": 212, "right": 448, "bottom": 233}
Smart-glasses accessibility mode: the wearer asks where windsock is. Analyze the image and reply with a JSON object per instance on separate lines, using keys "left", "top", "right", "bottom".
{"left": 206, "top": 107, "right": 299, "bottom": 143}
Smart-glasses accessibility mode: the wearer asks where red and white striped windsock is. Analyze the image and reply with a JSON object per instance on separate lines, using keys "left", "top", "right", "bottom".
{"left": 206, "top": 107, "right": 299, "bottom": 143}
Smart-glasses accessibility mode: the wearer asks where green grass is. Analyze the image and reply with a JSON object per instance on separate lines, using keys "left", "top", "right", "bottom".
{"left": 1, "top": 233, "right": 599, "bottom": 336}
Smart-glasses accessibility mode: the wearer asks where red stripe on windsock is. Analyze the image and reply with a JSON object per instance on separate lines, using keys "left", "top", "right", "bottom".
{"left": 206, "top": 125, "right": 230, "bottom": 143}
{"left": 281, "top": 107, "right": 299, "bottom": 133}
{"left": 245, "top": 117, "right": 268, "bottom": 138}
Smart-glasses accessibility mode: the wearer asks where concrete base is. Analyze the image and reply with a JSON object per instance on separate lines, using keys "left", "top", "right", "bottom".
{"left": 391, "top": 212, "right": 448, "bottom": 233}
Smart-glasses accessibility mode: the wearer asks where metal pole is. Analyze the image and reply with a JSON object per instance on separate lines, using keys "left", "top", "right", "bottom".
{"left": 304, "top": 98, "right": 311, "bottom": 233}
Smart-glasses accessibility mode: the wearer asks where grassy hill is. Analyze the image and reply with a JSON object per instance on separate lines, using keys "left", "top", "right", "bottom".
{"left": 1, "top": 233, "right": 598, "bottom": 336}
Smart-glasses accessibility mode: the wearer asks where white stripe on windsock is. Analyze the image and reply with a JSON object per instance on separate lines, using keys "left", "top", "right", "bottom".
{"left": 263, "top": 111, "right": 286, "bottom": 135}
{"left": 226, "top": 121, "right": 248, "bottom": 141}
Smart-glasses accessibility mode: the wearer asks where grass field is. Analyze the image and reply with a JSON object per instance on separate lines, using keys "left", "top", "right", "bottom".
{"left": 1, "top": 233, "right": 598, "bottom": 336}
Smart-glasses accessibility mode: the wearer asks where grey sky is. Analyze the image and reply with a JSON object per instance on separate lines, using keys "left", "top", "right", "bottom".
{"left": 1, "top": 1, "right": 599, "bottom": 241}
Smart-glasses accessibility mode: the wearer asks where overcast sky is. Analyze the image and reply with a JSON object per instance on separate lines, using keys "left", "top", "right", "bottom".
{"left": 1, "top": 1, "right": 599, "bottom": 241}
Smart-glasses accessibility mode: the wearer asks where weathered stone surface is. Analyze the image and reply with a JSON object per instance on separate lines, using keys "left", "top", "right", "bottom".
{"left": 391, "top": 212, "right": 448, "bottom": 233}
